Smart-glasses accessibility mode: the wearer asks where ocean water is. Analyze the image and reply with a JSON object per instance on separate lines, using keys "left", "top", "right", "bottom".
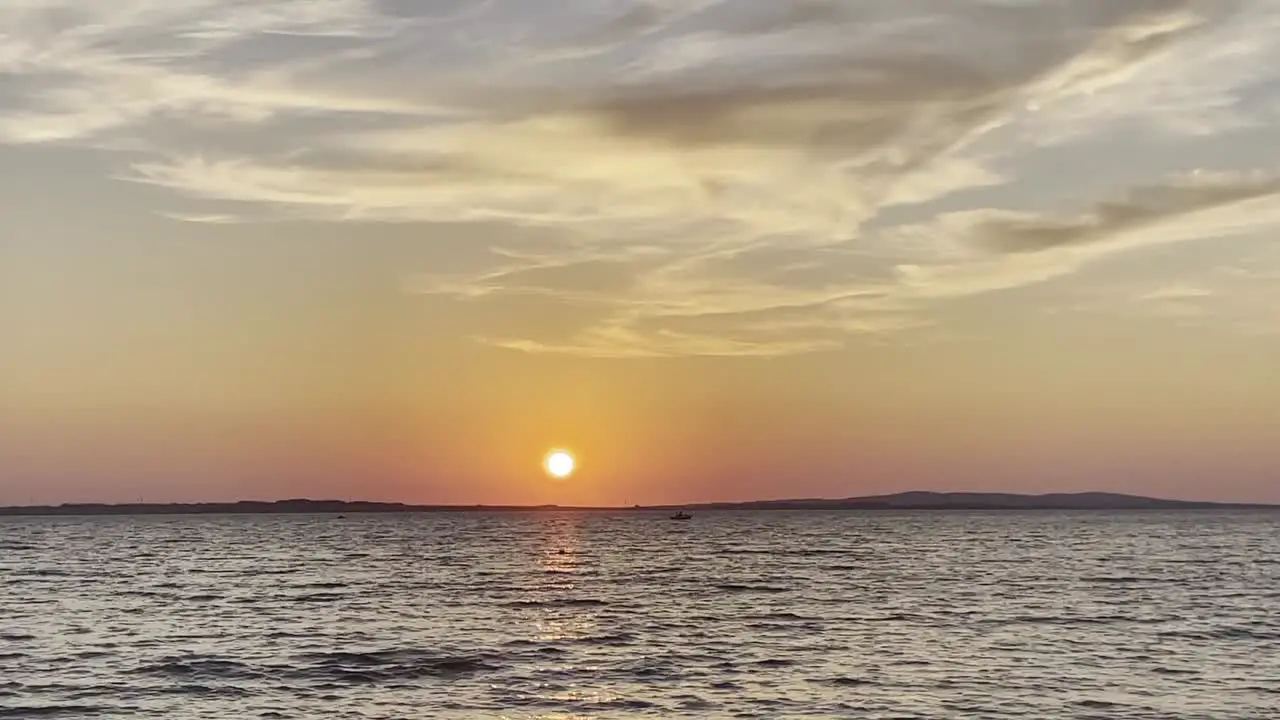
{"left": 1, "top": 510, "right": 1278, "bottom": 719}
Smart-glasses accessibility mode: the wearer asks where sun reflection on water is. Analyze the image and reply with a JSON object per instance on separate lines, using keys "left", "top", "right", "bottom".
{"left": 537, "top": 516, "right": 583, "bottom": 576}
{"left": 527, "top": 516, "right": 605, "bottom": 644}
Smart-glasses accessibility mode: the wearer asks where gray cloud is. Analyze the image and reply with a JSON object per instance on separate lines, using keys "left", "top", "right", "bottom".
{"left": 974, "top": 174, "right": 1280, "bottom": 255}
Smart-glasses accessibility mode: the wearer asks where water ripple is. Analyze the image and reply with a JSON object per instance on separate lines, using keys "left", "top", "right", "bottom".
{"left": 0, "top": 510, "right": 1277, "bottom": 718}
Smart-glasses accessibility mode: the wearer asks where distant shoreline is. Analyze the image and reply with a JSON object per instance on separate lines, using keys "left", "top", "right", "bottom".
{"left": 1, "top": 492, "right": 1274, "bottom": 516}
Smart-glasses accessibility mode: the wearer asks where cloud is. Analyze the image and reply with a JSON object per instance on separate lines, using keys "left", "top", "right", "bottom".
{"left": 477, "top": 328, "right": 840, "bottom": 360}
{"left": 891, "top": 174, "right": 1280, "bottom": 300}
{"left": 5, "top": 0, "right": 1280, "bottom": 355}
{"left": 1133, "top": 285, "right": 1214, "bottom": 321}
{"left": 0, "top": 0, "right": 425, "bottom": 143}
{"left": 970, "top": 173, "right": 1280, "bottom": 256}
{"left": 1057, "top": 265, "right": 1280, "bottom": 334}
{"left": 159, "top": 211, "right": 244, "bottom": 224}
{"left": 1139, "top": 285, "right": 1215, "bottom": 303}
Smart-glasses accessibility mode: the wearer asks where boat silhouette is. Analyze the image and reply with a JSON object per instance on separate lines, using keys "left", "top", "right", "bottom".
{"left": 669, "top": 511, "right": 692, "bottom": 520}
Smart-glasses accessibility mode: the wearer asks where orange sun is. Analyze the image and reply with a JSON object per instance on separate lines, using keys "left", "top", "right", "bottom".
{"left": 543, "top": 450, "right": 576, "bottom": 479}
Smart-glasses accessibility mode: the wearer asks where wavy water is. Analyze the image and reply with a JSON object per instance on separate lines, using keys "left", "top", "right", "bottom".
{"left": 2, "top": 510, "right": 1278, "bottom": 718}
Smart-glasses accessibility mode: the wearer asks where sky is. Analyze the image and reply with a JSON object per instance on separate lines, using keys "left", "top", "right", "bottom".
{"left": 3, "top": 0, "right": 1280, "bottom": 506}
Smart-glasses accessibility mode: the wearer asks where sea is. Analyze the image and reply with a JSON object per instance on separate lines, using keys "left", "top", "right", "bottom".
{"left": 1, "top": 510, "right": 1277, "bottom": 719}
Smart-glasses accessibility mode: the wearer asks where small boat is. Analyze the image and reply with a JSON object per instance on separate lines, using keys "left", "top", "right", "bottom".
{"left": 670, "top": 511, "right": 692, "bottom": 520}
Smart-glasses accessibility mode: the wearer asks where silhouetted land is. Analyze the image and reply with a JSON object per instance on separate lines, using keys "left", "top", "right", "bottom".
{"left": 0, "top": 492, "right": 1273, "bottom": 516}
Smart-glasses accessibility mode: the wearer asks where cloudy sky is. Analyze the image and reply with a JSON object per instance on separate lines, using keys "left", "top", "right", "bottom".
{"left": 3, "top": 0, "right": 1280, "bottom": 505}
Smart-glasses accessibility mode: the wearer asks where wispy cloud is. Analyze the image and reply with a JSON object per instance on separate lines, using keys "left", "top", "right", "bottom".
{"left": 0, "top": 0, "right": 423, "bottom": 143}
{"left": 969, "top": 173, "right": 1280, "bottom": 256}
{"left": 4, "top": 0, "right": 1280, "bottom": 355}
{"left": 1139, "top": 285, "right": 1215, "bottom": 303}
{"left": 891, "top": 171, "right": 1280, "bottom": 300}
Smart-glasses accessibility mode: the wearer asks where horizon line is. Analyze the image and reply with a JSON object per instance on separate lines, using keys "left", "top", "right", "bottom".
{"left": 2, "top": 490, "right": 1276, "bottom": 515}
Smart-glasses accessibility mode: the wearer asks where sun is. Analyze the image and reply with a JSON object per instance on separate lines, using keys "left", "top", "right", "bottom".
{"left": 543, "top": 450, "right": 576, "bottom": 479}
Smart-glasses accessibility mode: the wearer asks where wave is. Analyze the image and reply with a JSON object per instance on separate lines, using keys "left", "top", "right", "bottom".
{"left": 506, "top": 632, "right": 635, "bottom": 649}
{"left": 866, "top": 613, "right": 925, "bottom": 622}
{"left": 576, "top": 632, "right": 635, "bottom": 646}
{"left": 503, "top": 598, "right": 610, "bottom": 608}
{"left": 152, "top": 683, "right": 254, "bottom": 698}
{"left": 21, "top": 569, "right": 71, "bottom": 578}
{"left": 675, "top": 695, "right": 716, "bottom": 711}
{"left": 289, "top": 649, "right": 498, "bottom": 683}
{"left": 1076, "top": 699, "right": 1122, "bottom": 709}
{"left": 287, "top": 592, "right": 348, "bottom": 603}
{"left": 816, "top": 676, "right": 876, "bottom": 687}
{"left": 1159, "top": 628, "right": 1280, "bottom": 641}
{"left": 742, "top": 612, "right": 814, "bottom": 621}
{"left": 596, "top": 698, "right": 657, "bottom": 710}
{"left": 1080, "top": 576, "right": 1170, "bottom": 584}
{"left": 132, "top": 657, "right": 264, "bottom": 682}
{"left": 0, "top": 706, "right": 117, "bottom": 718}
{"left": 710, "top": 680, "right": 741, "bottom": 690}
{"left": 975, "top": 614, "right": 1171, "bottom": 627}
{"left": 117, "top": 590, "right": 166, "bottom": 599}
{"left": 794, "top": 549, "right": 859, "bottom": 556}
{"left": 1150, "top": 666, "right": 1200, "bottom": 675}
{"left": 712, "top": 583, "right": 789, "bottom": 594}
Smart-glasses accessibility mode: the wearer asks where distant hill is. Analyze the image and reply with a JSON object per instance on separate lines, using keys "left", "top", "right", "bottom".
{"left": 0, "top": 499, "right": 538, "bottom": 517}
{"left": 668, "top": 491, "right": 1260, "bottom": 511}
{"left": 0, "top": 492, "right": 1271, "bottom": 516}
